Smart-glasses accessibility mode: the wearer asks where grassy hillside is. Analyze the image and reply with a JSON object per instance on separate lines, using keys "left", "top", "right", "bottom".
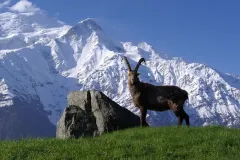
{"left": 0, "top": 126, "right": 240, "bottom": 160}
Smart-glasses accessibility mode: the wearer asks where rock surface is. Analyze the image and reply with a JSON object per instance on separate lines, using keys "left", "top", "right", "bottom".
{"left": 0, "top": 98, "right": 55, "bottom": 140}
{"left": 56, "top": 90, "right": 144, "bottom": 139}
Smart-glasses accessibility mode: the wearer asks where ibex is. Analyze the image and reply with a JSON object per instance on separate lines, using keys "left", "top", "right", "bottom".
{"left": 123, "top": 56, "right": 190, "bottom": 127}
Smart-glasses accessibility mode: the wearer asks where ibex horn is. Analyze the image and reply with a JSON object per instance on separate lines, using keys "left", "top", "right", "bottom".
{"left": 122, "top": 56, "right": 132, "bottom": 71}
{"left": 134, "top": 57, "right": 146, "bottom": 72}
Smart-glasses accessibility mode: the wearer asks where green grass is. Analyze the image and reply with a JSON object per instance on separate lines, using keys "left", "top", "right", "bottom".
{"left": 0, "top": 126, "right": 240, "bottom": 160}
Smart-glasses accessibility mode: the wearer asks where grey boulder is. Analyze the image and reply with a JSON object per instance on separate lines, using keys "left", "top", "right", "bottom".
{"left": 56, "top": 90, "right": 144, "bottom": 139}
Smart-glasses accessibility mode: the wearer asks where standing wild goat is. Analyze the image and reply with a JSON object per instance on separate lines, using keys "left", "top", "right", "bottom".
{"left": 123, "top": 56, "right": 190, "bottom": 126}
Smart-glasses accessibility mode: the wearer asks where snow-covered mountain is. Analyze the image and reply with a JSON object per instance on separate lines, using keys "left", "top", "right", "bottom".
{"left": 1, "top": 3, "right": 240, "bottom": 139}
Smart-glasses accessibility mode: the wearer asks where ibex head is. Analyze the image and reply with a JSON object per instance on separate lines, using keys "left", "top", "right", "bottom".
{"left": 123, "top": 56, "right": 146, "bottom": 85}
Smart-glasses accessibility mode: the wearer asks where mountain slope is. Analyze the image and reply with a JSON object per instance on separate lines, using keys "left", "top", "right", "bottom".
{"left": 0, "top": 10, "right": 240, "bottom": 139}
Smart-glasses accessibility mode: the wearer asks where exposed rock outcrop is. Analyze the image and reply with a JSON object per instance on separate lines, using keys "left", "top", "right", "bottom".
{"left": 56, "top": 90, "right": 144, "bottom": 139}
{"left": 0, "top": 98, "right": 55, "bottom": 140}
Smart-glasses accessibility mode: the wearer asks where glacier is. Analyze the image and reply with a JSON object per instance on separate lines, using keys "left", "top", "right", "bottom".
{"left": 0, "top": 10, "right": 240, "bottom": 139}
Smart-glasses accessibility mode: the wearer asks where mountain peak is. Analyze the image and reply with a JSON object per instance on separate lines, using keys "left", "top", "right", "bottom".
{"left": 63, "top": 18, "right": 104, "bottom": 39}
{"left": 0, "top": 11, "right": 65, "bottom": 37}
{"left": 79, "top": 18, "right": 103, "bottom": 32}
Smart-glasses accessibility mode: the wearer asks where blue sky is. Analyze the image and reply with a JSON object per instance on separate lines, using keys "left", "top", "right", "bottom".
{"left": 4, "top": 0, "right": 240, "bottom": 75}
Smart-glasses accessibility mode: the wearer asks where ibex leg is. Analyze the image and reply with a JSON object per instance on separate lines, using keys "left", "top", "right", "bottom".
{"left": 140, "top": 107, "right": 148, "bottom": 127}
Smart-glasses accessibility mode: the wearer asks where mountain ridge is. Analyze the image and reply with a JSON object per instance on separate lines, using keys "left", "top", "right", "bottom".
{"left": 0, "top": 10, "right": 240, "bottom": 139}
